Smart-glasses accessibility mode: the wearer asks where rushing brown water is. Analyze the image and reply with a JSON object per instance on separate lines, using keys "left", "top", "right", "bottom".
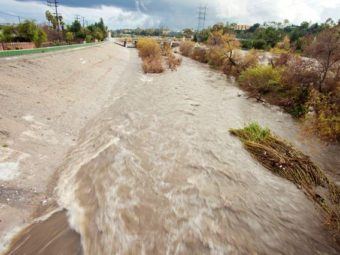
{"left": 4, "top": 46, "right": 340, "bottom": 254}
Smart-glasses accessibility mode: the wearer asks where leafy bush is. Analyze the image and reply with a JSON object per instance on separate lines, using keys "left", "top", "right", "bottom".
{"left": 223, "top": 50, "right": 259, "bottom": 77}
{"left": 270, "top": 47, "right": 289, "bottom": 54}
{"left": 34, "top": 29, "right": 47, "bottom": 47}
{"left": 253, "top": 39, "right": 267, "bottom": 49}
{"left": 180, "top": 41, "right": 195, "bottom": 56}
{"left": 190, "top": 47, "right": 208, "bottom": 63}
{"left": 238, "top": 65, "right": 283, "bottom": 94}
{"left": 65, "top": 18, "right": 107, "bottom": 43}
{"left": 273, "top": 53, "right": 291, "bottom": 67}
{"left": 207, "top": 46, "right": 226, "bottom": 68}
{"left": 85, "top": 35, "right": 93, "bottom": 43}
{"left": 142, "top": 56, "right": 164, "bottom": 73}
{"left": 239, "top": 50, "right": 259, "bottom": 70}
{"left": 137, "top": 38, "right": 162, "bottom": 59}
{"left": 277, "top": 56, "right": 318, "bottom": 116}
{"left": 1, "top": 20, "right": 47, "bottom": 47}
{"left": 305, "top": 89, "right": 340, "bottom": 142}
{"left": 65, "top": 32, "right": 74, "bottom": 43}
{"left": 275, "top": 35, "right": 291, "bottom": 50}
{"left": 241, "top": 39, "right": 253, "bottom": 49}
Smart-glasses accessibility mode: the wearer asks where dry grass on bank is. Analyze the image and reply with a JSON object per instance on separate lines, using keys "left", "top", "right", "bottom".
{"left": 162, "top": 41, "right": 182, "bottom": 71}
{"left": 137, "top": 38, "right": 181, "bottom": 73}
{"left": 142, "top": 56, "right": 164, "bottom": 73}
{"left": 179, "top": 41, "right": 195, "bottom": 57}
{"left": 137, "top": 38, "right": 161, "bottom": 59}
{"left": 137, "top": 38, "right": 164, "bottom": 73}
{"left": 167, "top": 53, "right": 182, "bottom": 71}
{"left": 230, "top": 122, "right": 340, "bottom": 242}
{"left": 191, "top": 47, "right": 208, "bottom": 63}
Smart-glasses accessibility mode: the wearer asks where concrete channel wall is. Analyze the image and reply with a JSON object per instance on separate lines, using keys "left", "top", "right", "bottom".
{"left": 0, "top": 42, "right": 102, "bottom": 58}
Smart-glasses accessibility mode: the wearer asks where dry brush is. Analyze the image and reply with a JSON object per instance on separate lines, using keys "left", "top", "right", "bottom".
{"left": 137, "top": 38, "right": 182, "bottom": 73}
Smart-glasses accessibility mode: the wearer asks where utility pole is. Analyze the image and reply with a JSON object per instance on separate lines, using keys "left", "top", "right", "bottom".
{"left": 47, "top": 0, "right": 60, "bottom": 30}
{"left": 47, "top": 0, "right": 60, "bottom": 31}
{"left": 75, "top": 14, "right": 81, "bottom": 22}
{"left": 74, "top": 15, "right": 85, "bottom": 27}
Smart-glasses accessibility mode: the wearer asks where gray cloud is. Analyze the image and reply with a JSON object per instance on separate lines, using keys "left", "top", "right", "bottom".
{"left": 3, "top": 0, "right": 340, "bottom": 29}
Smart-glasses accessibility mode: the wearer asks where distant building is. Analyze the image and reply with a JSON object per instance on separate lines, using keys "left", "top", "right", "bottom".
{"left": 233, "top": 24, "right": 250, "bottom": 31}
{"left": 123, "top": 29, "right": 132, "bottom": 34}
{"left": 162, "top": 29, "right": 171, "bottom": 36}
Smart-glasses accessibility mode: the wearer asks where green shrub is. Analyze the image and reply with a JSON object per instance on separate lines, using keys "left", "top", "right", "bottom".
{"left": 34, "top": 29, "right": 47, "bottom": 47}
{"left": 85, "top": 35, "right": 93, "bottom": 43}
{"left": 238, "top": 65, "right": 283, "bottom": 94}
{"left": 0, "top": 30, "right": 5, "bottom": 42}
{"left": 253, "top": 39, "right": 267, "bottom": 49}
{"left": 232, "top": 122, "right": 271, "bottom": 142}
{"left": 65, "top": 32, "right": 74, "bottom": 43}
{"left": 0, "top": 21, "right": 47, "bottom": 47}
{"left": 241, "top": 39, "right": 253, "bottom": 49}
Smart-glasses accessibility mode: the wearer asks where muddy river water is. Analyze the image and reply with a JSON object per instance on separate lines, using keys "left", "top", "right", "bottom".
{"left": 3, "top": 45, "right": 340, "bottom": 254}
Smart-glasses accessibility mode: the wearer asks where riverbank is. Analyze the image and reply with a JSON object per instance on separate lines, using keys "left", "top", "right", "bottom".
{"left": 0, "top": 42, "right": 130, "bottom": 250}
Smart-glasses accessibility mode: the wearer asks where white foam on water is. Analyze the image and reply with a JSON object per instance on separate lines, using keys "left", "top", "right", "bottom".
{"left": 0, "top": 147, "right": 30, "bottom": 181}
{"left": 22, "top": 115, "right": 34, "bottom": 122}
{"left": 0, "top": 162, "right": 19, "bottom": 181}
{"left": 140, "top": 75, "right": 153, "bottom": 83}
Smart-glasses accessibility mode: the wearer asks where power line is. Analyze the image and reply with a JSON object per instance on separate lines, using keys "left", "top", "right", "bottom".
{"left": 0, "top": 10, "right": 31, "bottom": 23}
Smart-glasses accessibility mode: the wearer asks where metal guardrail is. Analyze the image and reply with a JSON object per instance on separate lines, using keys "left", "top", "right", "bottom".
{"left": 0, "top": 42, "right": 102, "bottom": 58}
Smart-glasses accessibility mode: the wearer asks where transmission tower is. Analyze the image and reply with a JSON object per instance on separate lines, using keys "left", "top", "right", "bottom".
{"left": 47, "top": 0, "right": 61, "bottom": 31}
{"left": 196, "top": 5, "right": 207, "bottom": 32}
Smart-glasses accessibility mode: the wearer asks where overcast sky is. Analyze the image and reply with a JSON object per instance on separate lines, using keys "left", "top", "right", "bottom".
{"left": 0, "top": 0, "right": 339, "bottom": 29}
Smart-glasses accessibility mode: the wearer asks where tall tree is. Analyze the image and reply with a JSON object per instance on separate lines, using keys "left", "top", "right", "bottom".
{"left": 305, "top": 26, "right": 340, "bottom": 92}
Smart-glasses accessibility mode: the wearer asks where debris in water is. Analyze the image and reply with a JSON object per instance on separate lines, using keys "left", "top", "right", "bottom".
{"left": 230, "top": 122, "right": 340, "bottom": 242}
